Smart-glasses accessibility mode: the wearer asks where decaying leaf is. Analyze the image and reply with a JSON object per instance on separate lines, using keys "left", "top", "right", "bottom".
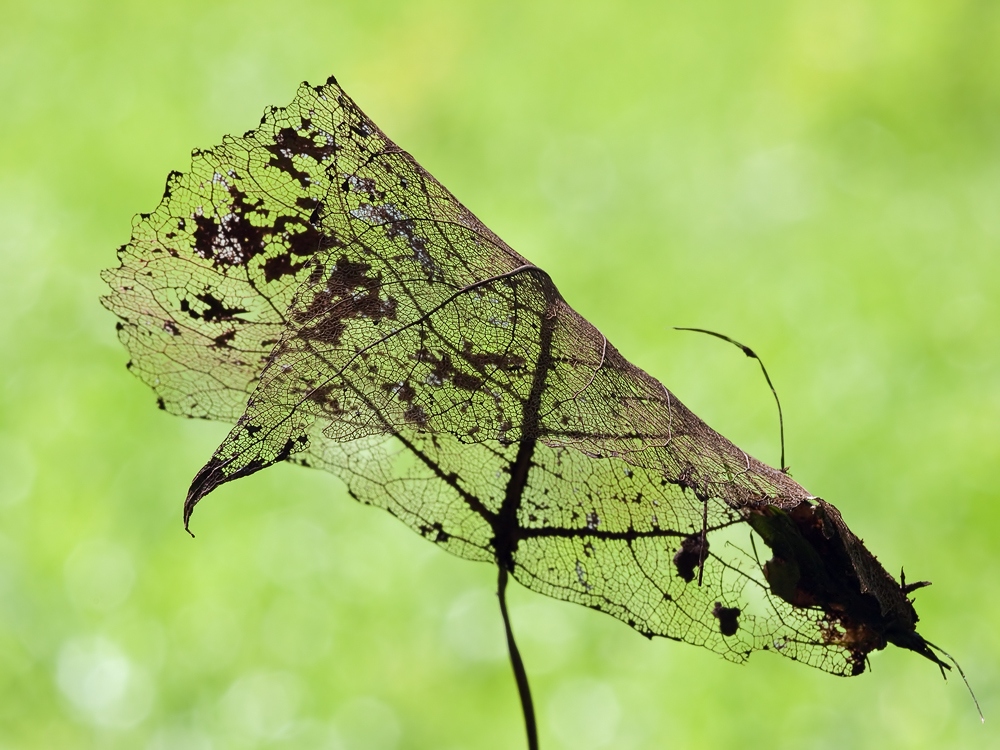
{"left": 103, "top": 76, "right": 949, "bottom": 700}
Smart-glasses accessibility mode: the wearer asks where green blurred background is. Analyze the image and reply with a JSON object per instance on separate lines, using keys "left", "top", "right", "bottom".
{"left": 2, "top": 0, "right": 999, "bottom": 747}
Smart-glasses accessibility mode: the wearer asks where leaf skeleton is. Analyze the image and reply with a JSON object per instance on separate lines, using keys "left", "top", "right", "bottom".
{"left": 102, "top": 75, "right": 975, "bottom": 748}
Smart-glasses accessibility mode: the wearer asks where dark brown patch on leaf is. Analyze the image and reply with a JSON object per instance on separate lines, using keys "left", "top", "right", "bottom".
{"left": 178, "top": 293, "right": 248, "bottom": 322}
{"left": 191, "top": 190, "right": 269, "bottom": 267}
{"left": 404, "top": 403, "right": 429, "bottom": 428}
{"left": 262, "top": 252, "right": 307, "bottom": 283}
{"left": 295, "top": 256, "right": 398, "bottom": 345}
{"left": 461, "top": 341, "right": 527, "bottom": 374}
{"left": 673, "top": 534, "right": 708, "bottom": 583}
{"left": 263, "top": 125, "right": 338, "bottom": 187}
{"left": 712, "top": 602, "right": 740, "bottom": 637}
{"left": 747, "top": 500, "right": 948, "bottom": 675}
{"left": 212, "top": 329, "right": 236, "bottom": 349}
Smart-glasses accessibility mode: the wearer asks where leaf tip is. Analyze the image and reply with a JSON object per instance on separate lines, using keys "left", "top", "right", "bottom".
{"left": 184, "top": 455, "right": 227, "bottom": 535}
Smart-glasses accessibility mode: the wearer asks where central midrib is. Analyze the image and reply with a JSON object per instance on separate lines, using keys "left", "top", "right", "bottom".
{"left": 493, "top": 278, "right": 557, "bottom": 570}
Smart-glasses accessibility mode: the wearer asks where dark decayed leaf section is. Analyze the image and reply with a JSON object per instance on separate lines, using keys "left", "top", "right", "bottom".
{"left": 103, "top": 76, "right": 945, "bottom": 678}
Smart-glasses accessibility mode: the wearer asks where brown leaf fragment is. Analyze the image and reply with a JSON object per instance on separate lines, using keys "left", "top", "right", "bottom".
{"left": 673, "top": 534, "right": 708, "bottom": 583}
{"left": 712, "top": 602, "right": 741, "bottom": 637}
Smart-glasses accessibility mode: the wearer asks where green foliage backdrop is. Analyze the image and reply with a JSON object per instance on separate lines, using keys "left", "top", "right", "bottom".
{"left": 1, "top": 1, "right": 998, "bottom": 747}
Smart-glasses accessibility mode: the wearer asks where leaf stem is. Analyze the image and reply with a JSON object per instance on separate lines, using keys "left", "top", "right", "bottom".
{"left": 675, "top": 326, "right": 787, "bottom": 471}
{"left": 498, "top": 566, "right": 538, "bottom": 750}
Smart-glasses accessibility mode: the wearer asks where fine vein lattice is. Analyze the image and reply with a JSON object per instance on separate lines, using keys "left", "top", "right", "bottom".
{"left": 103, "top": 76, "right": 948, "bottom": 715}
